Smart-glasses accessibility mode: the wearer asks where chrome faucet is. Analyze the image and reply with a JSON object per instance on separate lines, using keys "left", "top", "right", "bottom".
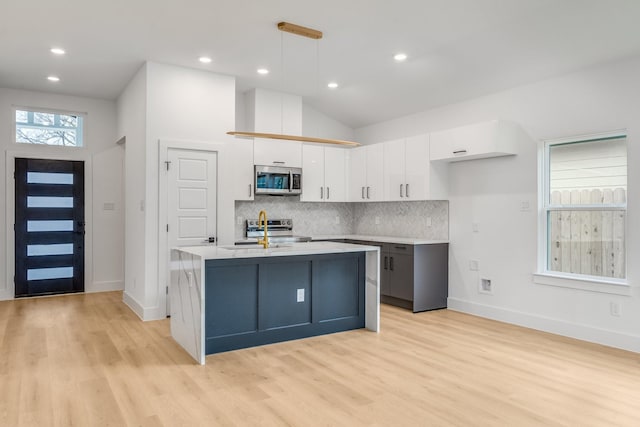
{"left": 257, "top": 210, "right": 269, "bottom": 249}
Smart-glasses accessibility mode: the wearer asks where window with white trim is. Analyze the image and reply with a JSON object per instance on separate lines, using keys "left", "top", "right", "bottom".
{"left": 15, "top": 108, "right": 84, "bottom": 147}
{"left": 542, "top": 133, "right": 627, "bottom": 280}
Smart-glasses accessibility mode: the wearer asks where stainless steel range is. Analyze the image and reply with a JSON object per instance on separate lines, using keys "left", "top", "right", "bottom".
{"left": 239, "top": 218, "right": 311, "bottom": 245}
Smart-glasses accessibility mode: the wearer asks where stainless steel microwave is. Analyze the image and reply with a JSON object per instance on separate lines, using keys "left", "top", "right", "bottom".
{"left": 255, "top": 165, "right": 302, "bottom": 196}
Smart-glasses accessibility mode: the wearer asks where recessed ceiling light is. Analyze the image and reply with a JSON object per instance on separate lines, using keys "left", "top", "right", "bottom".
{"left": 50, "top": 48, "right": 66, "bottom": 55}
{"left": 257, "top": 68, "right": 269, "bottom": 75}
{"left": 199, "top": 56, "right": 212, "bottom": 64}
{"left": 327, "top": 82, "right": 339, "bottom": 89}
{"left": 394, "top": 53, "right": 408, "bottom": 62}
{"left": 47, "top": 76, "right": 60, "bottom": 82}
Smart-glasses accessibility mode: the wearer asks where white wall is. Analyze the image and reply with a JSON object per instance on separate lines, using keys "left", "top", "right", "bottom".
{"left": 0, "top": 87, "right": 123, "bottom": 300}
{"left": 355, "top": 56, "right": 640, "bottom": 352}
{"left": 118, "top": 62, "right": 236, "bottom": 320}
{"left": 302, "top": 104, "right": 355, "bottom": 142}
{"left": 117, "top": 64, "right": 148, "bottom": 311}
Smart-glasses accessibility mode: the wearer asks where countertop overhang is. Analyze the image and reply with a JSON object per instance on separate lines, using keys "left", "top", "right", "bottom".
{"left": 175, "top": 241, "right": 380, "bottom": 260}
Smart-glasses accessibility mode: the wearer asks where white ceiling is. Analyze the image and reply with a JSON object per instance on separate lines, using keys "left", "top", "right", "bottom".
{"left": 2, "top": 0, "right": 640, "bottom": 128}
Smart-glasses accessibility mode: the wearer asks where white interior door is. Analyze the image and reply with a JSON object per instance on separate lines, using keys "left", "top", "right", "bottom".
{"left": 166, "top": 148, "right": 217, "bottom": 311}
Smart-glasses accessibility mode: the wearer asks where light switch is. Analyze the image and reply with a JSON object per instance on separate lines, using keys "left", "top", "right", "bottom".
{"left": 296, "top": 288, "right": 305, "bottom": 302}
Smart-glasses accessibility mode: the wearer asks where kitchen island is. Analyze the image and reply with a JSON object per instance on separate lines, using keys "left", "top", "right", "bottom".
{"left": 170, "top": 241, "right": 380, "bottom": 364}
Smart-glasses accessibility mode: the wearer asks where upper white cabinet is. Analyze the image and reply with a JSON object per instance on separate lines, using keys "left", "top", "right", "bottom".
{"left": 245, "top": 88, "right": 302, "bottom": 135}
{"left": 348, "top": 144, "right": 384, "bottom": 202}
{"left": 430, "top": 120, "right": 520, "bottom": 162}
{"left": 383, "top": 134, "right": 430, "bottom": 201}
{"left": 245, "top": 88, "right": 303, "bottom": 167}
{"left": 301, "top": 145, "right": 346, "bottom": 202}
{"left": 383, "top": 134, "right": 448, "bottom": 201}
{"left": 233, "top": 138, "right": 255, "bottom": 200}
{"left": 253, "top": 138, "right": 302, "bottom": 167}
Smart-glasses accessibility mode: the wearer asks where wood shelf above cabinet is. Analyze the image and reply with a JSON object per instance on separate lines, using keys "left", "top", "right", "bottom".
{"left": 228, "top": 131, "right": 360, "bottom": 147}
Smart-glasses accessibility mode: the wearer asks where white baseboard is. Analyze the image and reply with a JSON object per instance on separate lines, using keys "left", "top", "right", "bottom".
{"left": 87, "top": 280, "right": 124, "bottom": 293}
{"left": 122, "top": 291, "right": 167, "bottom": 321}
{"left": 447, "top": 297, "right": 640, "bottom": 353}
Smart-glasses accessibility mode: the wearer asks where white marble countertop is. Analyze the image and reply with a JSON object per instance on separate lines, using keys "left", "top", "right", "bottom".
{"left": 309, "top": 234, "right": 449, "bottom": 245}
{"left": 175, "top": 241, "right": 380, "bottom": 260}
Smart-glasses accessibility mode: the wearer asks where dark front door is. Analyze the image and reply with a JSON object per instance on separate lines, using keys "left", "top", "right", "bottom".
{"left": 14, "top": 158, "right": 85, "bottom": 297}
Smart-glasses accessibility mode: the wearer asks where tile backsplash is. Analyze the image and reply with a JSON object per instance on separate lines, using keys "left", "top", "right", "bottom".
{"left": 235, "top": 197, "right": 448, "bottom": 240}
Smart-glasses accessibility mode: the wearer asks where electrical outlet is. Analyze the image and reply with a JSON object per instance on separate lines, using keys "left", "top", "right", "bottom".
{"left": 375, "top": 216, "right": 381, "bottom": 225}
{"left": 236, "top": 216, "right": 243, "bottom": 225}
{"left": 520, "top": 201, "right": 531, "bottom": 212}
{"left": 426, "top": 217, "right": 432, "bottom": 227}
{"left": 469, "top": 260, "right": 479, "bottom": 271}
{"left": 335, "top": 216, "right": 340, "bottom": 225}
{"left": 296, "top": 288, "right": 305, "bottom": 303}
{"left": 479, "top": 278, "right": 492, "bottom": 294}
{"left": 610, "top": 301, "right": 621, "bottom": 317}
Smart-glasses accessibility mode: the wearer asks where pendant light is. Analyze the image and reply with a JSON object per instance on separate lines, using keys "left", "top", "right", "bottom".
{"left": 227, "top": 22, "right": 360, "bottom": 147}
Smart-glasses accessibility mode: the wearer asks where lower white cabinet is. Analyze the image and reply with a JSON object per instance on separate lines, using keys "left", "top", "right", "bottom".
{"left": 301, "top": 145, "right": 346, "bottom": 202}
{"left": 429, "top": 119, "right": 520, "bottom": 162}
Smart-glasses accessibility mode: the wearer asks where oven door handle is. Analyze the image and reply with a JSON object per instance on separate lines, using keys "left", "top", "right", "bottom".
{"left": 289, "top": 170, "right": 293, "bottom": 192}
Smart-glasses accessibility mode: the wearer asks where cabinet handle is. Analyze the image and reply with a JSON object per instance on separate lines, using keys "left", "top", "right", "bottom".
{"left": 320, "top": 187, "right": 324, "bottom": 199}
{"left": 273, "top": 161, "right": 286, "bottom": 164}
{"left": 406, "top": 183, "right": 410, "bottom": 198}
{"left": 400, "top": 184, "right": 404, "bottom": 198}
{"left": 384, "top": 256, "right": 388, "bottom": 270}
{"left": 361, "top": 186, "right": 365, "bottom": 199}
{"left": 326, "top": 187, "right": 330, "bottom": 200}
{"left": 390, "top": 256, "right": 394, "bottom": 271}
{"left": 394, "top": 246, "right": 407, "bottom": 250}
{"left": 249, "top": 184, "right": 252, "bottom": 197}
{"left": 367, "top": 186, "right": 370, "bottom": 199}
{"left": 452, "top": 150, "right": 467, "bottom": 155}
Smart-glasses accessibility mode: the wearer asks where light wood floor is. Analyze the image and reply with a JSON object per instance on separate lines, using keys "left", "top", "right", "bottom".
{"left": 1, "top": 291, "right": 639, "bottom": 426}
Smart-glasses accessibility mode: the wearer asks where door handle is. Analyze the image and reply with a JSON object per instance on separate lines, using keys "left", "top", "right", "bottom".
{"left": 400, "top": 184, "right": 404, "bottom": 198}
{"left": 202, "top": 236, "right": 216, "bottom": 243}
{"left": 289, "top": 170, "right": 293, "bottom": 192}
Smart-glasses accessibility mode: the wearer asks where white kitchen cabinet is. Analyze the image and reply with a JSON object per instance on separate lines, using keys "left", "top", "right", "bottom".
{"left": 348, "top": 144, "right": 384, "bottom": 202}
{"left": 301, "top": 145, "right": 346, "bottom": 202}
{"left": 253, "top": 138, "right": 302, "bottom": 167}
{"left": 245, "top": 88, "right": 302, "bottom": 135}
{"left": 383, "top": 134, "right": 431, "bottom": 201}
{"left": 429, "top": 119, "right": 520, "bottom": 162}
{"left": 233, "top": 138, "right": 254, "bottom": 200}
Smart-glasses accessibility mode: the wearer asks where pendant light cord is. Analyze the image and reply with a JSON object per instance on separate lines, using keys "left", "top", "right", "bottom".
{"left": 280, "top": 31, "right": 284, "bottom": 134}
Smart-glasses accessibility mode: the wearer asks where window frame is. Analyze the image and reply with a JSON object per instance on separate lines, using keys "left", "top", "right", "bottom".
{"left": 12, "top": 106, "right": 87, "bottom": 149}
{"left": 535, "top": 130, "right": 630, "bottom": 295}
